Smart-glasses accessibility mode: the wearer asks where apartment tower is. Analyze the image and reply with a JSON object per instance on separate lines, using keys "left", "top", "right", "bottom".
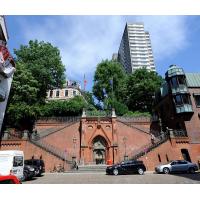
{"left": 118, "top": 23, "right": 156, "bottom": 73}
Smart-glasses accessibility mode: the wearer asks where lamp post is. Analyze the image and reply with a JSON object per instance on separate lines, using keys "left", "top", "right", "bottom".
{"left": 72, "top": 136, "right": 77, "bottom": 162}
{"left": 123, "top": 136, "right": 127, "bottom": 161}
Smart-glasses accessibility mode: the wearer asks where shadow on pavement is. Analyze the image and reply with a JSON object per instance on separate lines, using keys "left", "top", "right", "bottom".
{"left": 170, "top": 172, "right": 200, "bottom": 182}
{"left": 23, "top": 177, "right": 37, "bottom": 182}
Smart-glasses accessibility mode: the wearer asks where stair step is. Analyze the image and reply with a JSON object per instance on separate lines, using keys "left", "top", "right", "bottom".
{"left": 70, "top": 164, "right": 108, "bottom": 172}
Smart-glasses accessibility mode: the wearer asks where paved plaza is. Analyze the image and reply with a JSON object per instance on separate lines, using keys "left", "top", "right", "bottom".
{"left": 24, "top": 171, "right": 200, "bottom": 184}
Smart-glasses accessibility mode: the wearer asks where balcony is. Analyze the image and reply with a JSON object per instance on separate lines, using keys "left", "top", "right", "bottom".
{"left": 173, "top": 129, "right": 188, "bottom": 137}
{"left": 171, "top": 84, "right": 188, "bottom": 95}
{"left": 175, "top": 104, "right": 193, "bottom": 114}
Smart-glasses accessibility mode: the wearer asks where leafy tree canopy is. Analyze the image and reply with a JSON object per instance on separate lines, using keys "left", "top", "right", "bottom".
{"left": 125, "top": 68, "right": 163, "bottom": 113}
{"left": 40, "top": 96, "right": 87, "bottom": 117}
{"left": 14, "top": 40, "right": 66, "bottom": 102}
{"left": 93, "top": 60, "right": 126, "bottom": 103}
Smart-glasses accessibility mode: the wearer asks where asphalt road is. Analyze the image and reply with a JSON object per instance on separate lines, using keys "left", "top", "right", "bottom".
{"left": 24, "top": 171, "right": 200, "bottom": 184}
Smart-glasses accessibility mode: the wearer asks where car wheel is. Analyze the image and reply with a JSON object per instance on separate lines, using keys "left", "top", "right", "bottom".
{"left": 163, "top": 167, "right": 170, "bottom": 174}
{"left": 189, "top": 167, "right": 195, "bottom": 174}
{"left": 113, "top": 168, "right": 119, "bottom": 176}
{"left": 138, "top": 168, "right": 144, "bottom": 175}
{"left": 23, "top": 171, "right": 28, "bottom": 181}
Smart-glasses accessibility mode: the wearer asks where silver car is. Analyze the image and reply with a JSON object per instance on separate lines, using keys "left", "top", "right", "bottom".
{"left": 155, "top": 160, "right": 198, "bottom": 174}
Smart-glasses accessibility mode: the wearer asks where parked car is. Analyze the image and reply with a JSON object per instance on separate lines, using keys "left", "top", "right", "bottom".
{"left": 23, "top": 165, "right": 36, "bottom": 181}
{"left": 155, "top": 160, "right": 199, "bottom": 174}
{"left": 106, "top": 160, "right": 146, "bottom": 175}
{"left": 0, "top": 175, "right": 21, "bottom": 184}
{"left": 24, "top": 159, "right": 45, "bottom": 176}
{"left": 0, "top": 150, "right": 24, "bottom": 181}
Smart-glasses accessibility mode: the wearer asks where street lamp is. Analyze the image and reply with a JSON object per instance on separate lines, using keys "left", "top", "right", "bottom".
{"left": 72, "top": 136, "right": 77, "bottom": 161}
{"left": 123, "top": 136, "right": 128, "bottom": 161}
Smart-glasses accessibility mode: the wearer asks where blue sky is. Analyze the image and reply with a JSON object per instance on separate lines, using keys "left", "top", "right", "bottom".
{"left": 5, "top": 15, "right": 200, "bottom": 91}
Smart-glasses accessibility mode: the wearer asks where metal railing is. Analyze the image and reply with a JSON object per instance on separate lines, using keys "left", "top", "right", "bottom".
{"left": 117, "top": 116, "right": 151, "bottom": 123}
{"left": 36, "top": 118, "right": 80, "bottom": 138}
{"left": 37, "top": 116, "right": 80, "bottom": 123}
{"left": 85, "top": 110, "right": 112, "bottom": 117}
{"left": 117, "top": 119, "right": 150, "bottom": 135}
{"left": 30, "top": 139, "right": 73, "bottom": 164}
{"left": 173, "top": 129, "right": 188, "bottom": 137}
{"left": 127, "top": 133, "right": 169, "bottom": 160}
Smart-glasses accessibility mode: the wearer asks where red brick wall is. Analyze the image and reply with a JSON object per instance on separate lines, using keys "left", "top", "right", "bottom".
{"left": 41, "top": 122, "right": 80, "bottom": 161}
{"left": 140, "top": 140, "right": 200, "bottom": 171}
{"left": 116, "top": 121, "right": 151, "bottom": 163}
{"left": 185, "top": 88, "right": 200, "bottom": 143}
{"left": 0, "top": 140, "right": 70, "bottom": 172}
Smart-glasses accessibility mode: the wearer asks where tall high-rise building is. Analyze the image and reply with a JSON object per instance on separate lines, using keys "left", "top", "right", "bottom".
{"left": 118, "top": 23, "right": 156, "bottom": 73}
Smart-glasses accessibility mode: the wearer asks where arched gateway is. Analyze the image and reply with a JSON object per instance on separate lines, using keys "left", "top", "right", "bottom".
{"left": 80, "top": 111, "right": 119, "bottom": 165}
{"left": 92, "top": 136, "right": 108, "bottom": 164}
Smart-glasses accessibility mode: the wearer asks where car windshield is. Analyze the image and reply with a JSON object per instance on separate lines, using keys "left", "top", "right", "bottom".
{"left": 13, "top": 156, "right": 23, "bottom": 167}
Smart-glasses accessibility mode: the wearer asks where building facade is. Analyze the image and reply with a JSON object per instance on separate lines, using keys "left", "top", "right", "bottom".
{"left": 151, "top": 65, "right": 200, "bottom": 163}
{"left": 118, "top": 23, "right": 156, "bottom": 73}
{"left": 0, "top": 16, "right": 15, "bottom": 135}
{"left": 46, "top": 80, "right": 82, "bottom": 101}
{"left": 1, "top": 64, "right": 200, "bottom": 172}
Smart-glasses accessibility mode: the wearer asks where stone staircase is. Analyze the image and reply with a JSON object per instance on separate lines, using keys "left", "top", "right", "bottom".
{"left": 30, "top": 138, "right": 73, "bottom": 164}
{"left": 36, "top": 117, "right": 80, "bottom": 139}
{"left": 68, "top": 164, "right": 108, "bottom": 173}
{"left": 129, "top": 133, "right": 169, "bottom": 160}
{"left": 117, "top": 119, "right": 150, "bottom": 135}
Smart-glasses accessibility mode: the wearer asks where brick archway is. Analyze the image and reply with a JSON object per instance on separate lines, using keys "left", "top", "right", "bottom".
{"left": 91, "top": 135, "right": 108, "bottom": 164}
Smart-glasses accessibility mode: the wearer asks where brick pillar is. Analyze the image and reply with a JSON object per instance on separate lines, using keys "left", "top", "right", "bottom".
{"left": 3, "top": 131, "right": 9, "bottom": 140}
{"left": 169, "top": 129, "right": 176, "bottom": 147}
{"left": 23, "top": 130, "right": 29, "bottom": 140}
{"left": 111, "top": 109, "right": 119, "bottom": 164}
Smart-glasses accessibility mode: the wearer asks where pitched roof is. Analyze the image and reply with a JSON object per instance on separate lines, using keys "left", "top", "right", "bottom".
{"left": 186, "top": 73, "right": 200, "bottom": 87}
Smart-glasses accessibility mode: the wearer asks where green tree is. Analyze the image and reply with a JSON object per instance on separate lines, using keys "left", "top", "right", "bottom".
{"left": 40, "top": 96, "right": 87, "bottom": 117}
{"left": 4, "top": 40, "right": 66, "bottom": 130}
{"left": 93, "top": 60, "right": 126, "bottom": 106}
{"left": 125, "top": 68, "right": 163, "bottom": 113}
{"left": 14, "top": 40, "right": 66, "bottom": 103}
{"left": 4, "top": 62, "right": 41, "bottom": 130}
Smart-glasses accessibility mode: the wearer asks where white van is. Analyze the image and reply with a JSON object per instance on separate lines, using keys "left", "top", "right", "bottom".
{"left": 0, "top": 150, "right": 24, "bottom": 180}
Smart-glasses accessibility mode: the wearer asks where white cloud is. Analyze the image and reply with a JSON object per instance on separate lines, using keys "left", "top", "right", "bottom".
{"left": 16, "top": 16, "right": 189, "bottom": 88}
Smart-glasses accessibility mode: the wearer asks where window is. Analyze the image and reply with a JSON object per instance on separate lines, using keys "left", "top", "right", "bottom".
{"left": 65, "top": 90, "right": 68, "bottom": 97}
{"left": 13, "top": 156, "right": 23, "bottom": 167}
{"left": 174, "top": 95, "right": 182, "bottom": 106}
{"left": 174, "top": 94, "right": 191, "bottom": 106}
{"left": 49, "top": 90, "right": 53, "bottom": 98}
{"left": 158, "top": 154, "right": 161, "bottom": 162}
{"left": 56, "top": 90, "right": 59, "bottom": 97}
{"left": 182, "top": 95, "right": 189, "bottom": 104}
{"left": 73, "top": 90, "right": 76, "bottom": 96}
{"left": 177, "top": 76, "right": 186, "bottom": 85}
{"left": 171, "top": 77, "right": 178, "bottom": 87}
{"left": 194, "top": 94, "right": 200, "bottom": 107}
{"left": 178, "top": 161, "right": 187, "bottom": 165}
{"left": 166, "top": 154, "right": 169, "bottom": 162}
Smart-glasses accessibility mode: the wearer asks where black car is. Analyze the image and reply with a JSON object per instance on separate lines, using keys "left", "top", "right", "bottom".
{"left": 106, "top": 160, "right": 146, "bottom": 175}
{"left": 23, "top": 165, "right": 35, "bottom": 181}
{"left": 24, "top": 159, "right": 45, "bottom": 176}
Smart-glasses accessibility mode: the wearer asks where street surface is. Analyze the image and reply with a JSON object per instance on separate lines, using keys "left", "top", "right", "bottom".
{"left": 24, "top": 171, "right": 200, "bottom": 184}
